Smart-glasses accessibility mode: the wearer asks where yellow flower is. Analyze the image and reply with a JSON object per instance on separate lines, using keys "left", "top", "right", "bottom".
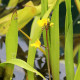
{"left": 31, "top": 39, "right": 41, "bottom": 48}
{"left": 50, "top": 22, "right": 54, "bottom": 27}
{"left": 37, "top": 20, "right": 44, "bottom": 27}
{"left": 42, "top": 19, "right": 47, "bottom": 25}
{"left": 37, "top": 18, "right": 50, "bottom": 27}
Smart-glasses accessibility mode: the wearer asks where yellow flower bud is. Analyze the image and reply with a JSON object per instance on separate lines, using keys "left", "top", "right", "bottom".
{"left": 50, "top": 23, "right": 54, "bottom": 27}
{"left": 37, "top": 18, "right": 50, "bottom": 27}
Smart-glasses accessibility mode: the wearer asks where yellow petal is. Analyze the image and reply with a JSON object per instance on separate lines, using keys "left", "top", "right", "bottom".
{"left": 50, "top": 23, "right": 54, "bottom": 27}
{"left": 37, "top": 20, "right": 44, "bottom": 27}
{"left": 42, "top": 19, "right": 47, "bottom": 25}
{"left": 35, "top": 39, "right": 41, "bottom": 48}
{"left": 31, "top": 39, "right": 41, "bottom": 48}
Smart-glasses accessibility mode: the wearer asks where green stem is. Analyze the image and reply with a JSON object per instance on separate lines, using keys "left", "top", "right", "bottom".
{"left": 38, "top": 47, "right": 46, "bottom": 55}
{"left": 41, "top": 0, "right": 51, "bottom": 79}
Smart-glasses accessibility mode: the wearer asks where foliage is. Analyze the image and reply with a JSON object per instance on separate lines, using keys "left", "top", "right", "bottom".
{"left": 0, "top": 0, "right": 80, "bottom": 80}
{"left": 65, "top": 0, "right": 74, "bottom": 80}
{"left": 4, "top": 11, "right": 18, "bottom": 80}
{"left": 74, "top": 64, "right": 80, "bottom": 80}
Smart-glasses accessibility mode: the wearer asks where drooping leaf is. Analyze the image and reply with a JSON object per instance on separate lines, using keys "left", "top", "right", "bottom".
{"left": 0, "top": 59, "right": 46, "bottom": 80}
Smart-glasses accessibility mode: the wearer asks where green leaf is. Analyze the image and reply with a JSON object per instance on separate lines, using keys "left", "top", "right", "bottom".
{"left": 4, "top": 11, "right": 18, "bottom": 80}
{"left": 6, "top": 11, "right": 18, "bottom": 60}
{"left": 74, "top": 64, "right": 80, "bottom": 80}
{"left": 50, "top": 0, "right": 60, "bottom": 80}
{"left": 27, "top": 16, "right": 41, "bottom": 80}
{"left": 65, "top": 0, "right": 74, "bottom": 80}
{"left": 65, "top": 22, "right": 74, "bottom": 80}
{"left": 0, "top": 59, "right": 46, "bottom": 80}
{"left": 41, "top": 0, "right": 48, "bottom": 17}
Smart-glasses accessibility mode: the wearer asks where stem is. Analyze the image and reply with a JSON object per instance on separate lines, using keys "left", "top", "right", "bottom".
{"left": 46, "top": 29, "right": 51, "bottom": 80}
{"left": 38, "top": 47, "right": 46, "bottom": 55}
{"left": 19, "top": 29, "right": 32, "bottom": 40}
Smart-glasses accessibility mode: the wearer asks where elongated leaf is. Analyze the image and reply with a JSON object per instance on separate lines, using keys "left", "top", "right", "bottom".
{"left": 65, "top": 22, "right": 74, "bottom": 80}
{"left": 41, "top": 0, "right": 48, "bottom": 17}
{"left": 74, "top": 64, "right": 80, "bottom": 80}
{"left": 50, "top": 0, "right": 60, "bottom": 80}
{"left": 0, "top": 59, "right": 46, "bottom": 80}
{"left": 65, "top": 0, "right": 74, "bottom": 80}
{"left": 6, "top": 11, "right": 18, "bottom": 60}
{"left": 4, "top": 11, "right": 18, "bottom": 80}
{"left": 27, "top": 16, "right": 41, "bottom": 80}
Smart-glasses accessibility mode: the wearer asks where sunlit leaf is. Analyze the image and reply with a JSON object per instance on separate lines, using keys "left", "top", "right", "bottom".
{"left": 50, "top": 0, "right": 60, "bottom": 80}
{"left": 65, "top": 0, "right": 74, "bottom": 80}
{"left": 4, "top": 11, "right": 18, "bottom": 80}
{"left": 6, "top": 11, "right": 18, "bottom": 60}
{"left": 0, "top": 59, "right": 46, "bottom": 80}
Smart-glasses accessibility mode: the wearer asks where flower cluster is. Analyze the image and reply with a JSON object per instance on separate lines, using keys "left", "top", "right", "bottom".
{"left": 30, "top": 18, "right": 54, "bottom": 55}
{"left": 37, "top": 18, "right": 54, "bottom": 27}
